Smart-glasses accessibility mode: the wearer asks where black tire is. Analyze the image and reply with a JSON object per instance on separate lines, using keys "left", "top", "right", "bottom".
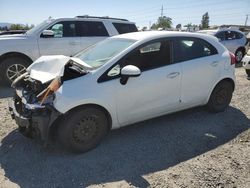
{"left": 0, "top": 56, "right": 30, "bottom": 86}
{"left": 246, "top": 69, "right": 250, "bottom": 77}
{"left": 58, "top": 107, "right": 109, "bottom": 153}
{"left": 207, "top": 81, "right": 233, "bottom": 112}
{"left": 235, "top": 49, "right": 244, "bottom": 63}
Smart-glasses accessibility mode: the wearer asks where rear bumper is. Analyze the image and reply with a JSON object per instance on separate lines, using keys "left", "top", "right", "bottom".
{"left": 9, "top": 97, "right": 61, "bottom": 142}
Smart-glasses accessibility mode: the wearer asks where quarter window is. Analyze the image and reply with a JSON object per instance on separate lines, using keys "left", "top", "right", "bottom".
{"left": 173, "top": 38, "right": 218, "bottom": 63}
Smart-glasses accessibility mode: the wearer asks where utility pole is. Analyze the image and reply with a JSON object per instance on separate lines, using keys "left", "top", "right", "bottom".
{"left": 245, "top": 14, "right": 249, "bottom": 26}
{"left": 161, "top": 5, "right": 164, "bottom": 18}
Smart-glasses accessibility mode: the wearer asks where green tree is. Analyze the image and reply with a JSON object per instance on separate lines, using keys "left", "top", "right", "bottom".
{"left": 151, "top": 16, "right": 172, "bottom": 30}
{"left": 201, "top": 12, "right": 209, "bottom": 29}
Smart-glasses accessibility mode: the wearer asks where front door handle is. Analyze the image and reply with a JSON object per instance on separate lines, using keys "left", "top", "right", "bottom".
{"left": 167, "top": 72, "right": 180, "bottom": 78}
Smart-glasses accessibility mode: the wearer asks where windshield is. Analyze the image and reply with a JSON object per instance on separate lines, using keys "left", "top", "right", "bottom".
{"left": 75, "top": 38, "right": 136, "bottom": 68}
{"left": 26, "top": 19, "right": 53, "bottom": 35}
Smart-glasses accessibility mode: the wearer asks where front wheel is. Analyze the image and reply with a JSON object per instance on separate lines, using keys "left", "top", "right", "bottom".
{"left": 58, "top": 107, "right": 109, "bottom": 153}
{"left": 207, "top": 81, "right": 233, "bottom": 112}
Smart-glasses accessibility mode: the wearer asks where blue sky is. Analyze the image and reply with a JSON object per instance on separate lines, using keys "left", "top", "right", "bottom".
{"left": 0, "top": 0, "right": 249, "bottom": 28}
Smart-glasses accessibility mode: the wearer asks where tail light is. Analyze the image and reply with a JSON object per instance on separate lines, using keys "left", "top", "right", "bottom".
{"left": 229, "top": 52, "right": 236, "bottom": 65}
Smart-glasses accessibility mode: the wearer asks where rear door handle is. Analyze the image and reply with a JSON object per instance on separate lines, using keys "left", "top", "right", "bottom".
{"left": 167, "top": 72, "right": 180, "bottom": 78}
{"left": 210, "top": 61, "right": 219, "bottom": 67}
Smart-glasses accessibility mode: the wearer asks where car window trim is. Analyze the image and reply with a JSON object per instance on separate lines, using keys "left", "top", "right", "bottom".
{"left": 97, "top": 37, "right": 174, "bottom": 83}
{"left": 172, "top": 36, "right": 219, "bottom": 64}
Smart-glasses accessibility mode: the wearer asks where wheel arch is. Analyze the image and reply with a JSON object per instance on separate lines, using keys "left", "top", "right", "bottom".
{"left": 0, "top": 52, "right": 33, "bottom": 65}
{"left": 49, "top": 103, "right": 113, "bottom": 137}
{"left": 207, "top": 77, "right": 235, "bottom": 104}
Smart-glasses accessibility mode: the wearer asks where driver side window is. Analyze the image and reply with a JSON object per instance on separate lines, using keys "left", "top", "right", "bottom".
{"left": 51, "top": 23, "right": 63, "bottom": 38}
{"left": 106, "top": 40, "right": 171, "bottom": 78}
{"left": 46, "top": 21, "right": 76, "bottom": 38}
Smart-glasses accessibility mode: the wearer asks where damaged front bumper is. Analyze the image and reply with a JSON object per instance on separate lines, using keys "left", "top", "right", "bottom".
{"left": 9, "top": 92, "right": 61, "bottom": 143}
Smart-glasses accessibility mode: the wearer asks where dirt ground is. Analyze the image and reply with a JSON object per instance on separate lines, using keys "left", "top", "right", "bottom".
{"left": 0, "top": 67, "right": 249, "bottom": 188}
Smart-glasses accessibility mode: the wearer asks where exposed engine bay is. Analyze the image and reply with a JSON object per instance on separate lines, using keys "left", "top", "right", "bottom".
{"left": 9, "top": 56, "right": 91, "bottom": 142}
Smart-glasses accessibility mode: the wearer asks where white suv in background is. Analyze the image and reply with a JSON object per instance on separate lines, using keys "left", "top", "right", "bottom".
{"left": 0, "top": 16, "right": 138, "bottom": 85}
{"left": 198, "top": 28, "right": 248, "bottom": 63}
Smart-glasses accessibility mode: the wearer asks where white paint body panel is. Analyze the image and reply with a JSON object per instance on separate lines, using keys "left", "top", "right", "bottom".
{"left": 28, "top": 31, "right": 235, "bottom": 130}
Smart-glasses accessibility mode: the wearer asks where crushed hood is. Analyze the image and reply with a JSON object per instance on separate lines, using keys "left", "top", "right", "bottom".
{"left": 27, "top": 55, "right": 92, "bottom": 84}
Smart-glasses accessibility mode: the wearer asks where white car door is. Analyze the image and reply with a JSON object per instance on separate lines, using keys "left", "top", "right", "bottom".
{"left": 38, "top": 21, "right": 82, "bottom": 57}
{"left": 174, "top": 37, "right": 222, "bottom": 106}
{"left": 101, "top": 40, "right": 182, "bottom": 126}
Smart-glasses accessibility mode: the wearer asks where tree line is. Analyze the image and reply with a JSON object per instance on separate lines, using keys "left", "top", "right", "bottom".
{"left": 0, "top": 24, "right": 34, "bottom": 31}
{"left": 143, "top": 12, "right": 210, "bottom": 31}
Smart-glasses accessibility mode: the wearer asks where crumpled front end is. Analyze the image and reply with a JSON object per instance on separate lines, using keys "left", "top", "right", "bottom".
{"left": 8, "top": 55, "right": 90, "bottom": 143}
{"left": 9, "top": 73, "right": 61, "bottom": 142}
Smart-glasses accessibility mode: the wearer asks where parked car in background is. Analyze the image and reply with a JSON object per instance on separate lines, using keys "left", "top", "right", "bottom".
{"left": 242, "top": 49, "right": 250, "bottom": 79}
{"left": 9, "top": 31, "right": 236, "bottom": 153}
{"left": 0, "top": 16, "right": 138, "bottom": 85}
{"left": 0, "top": 30, "right": 27, "bottom": 35}
{"left": 198, "top": 28, "right": 249, "bottom": 63}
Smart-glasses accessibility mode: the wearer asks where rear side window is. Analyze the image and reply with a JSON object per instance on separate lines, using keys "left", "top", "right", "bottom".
{"left": 76, "top": 21, "right": 109, "bottom": 37}
{"left": 113, "top": 23, "right": 138, "bottom": 34}
{"left": 215, "top": 32, "right": 225, "bottom": 41}
{"left": 235, "top": 31, "right": 243, "bottom": 39}
{"left": 173, "top": 37, "right": 218, "bottom": 63}
{"left": 225, "top": 31, "right": 238, "bottom": 40}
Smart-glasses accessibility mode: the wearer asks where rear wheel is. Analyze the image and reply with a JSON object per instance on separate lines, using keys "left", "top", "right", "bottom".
{"left": 0, "top": 56, "right": 30, "bottom": 86}
{"left": 235, "top": 49, "right": 244, "bottom": 63}
{"left": 58, "top": 107, "right": 109, "bottom": 153}
{"left": 207, "top": 81, "right": 233, "bottom": 112}
{"left": 246, "top": 69, "right": 250, "bottom": 77}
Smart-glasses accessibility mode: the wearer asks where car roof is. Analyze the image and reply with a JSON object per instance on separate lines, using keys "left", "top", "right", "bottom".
{"left": 112, "top": 31, "right": 218, "bottom": 42}
{"left": 198, "top": 28, "right": 244, "bottom": 34}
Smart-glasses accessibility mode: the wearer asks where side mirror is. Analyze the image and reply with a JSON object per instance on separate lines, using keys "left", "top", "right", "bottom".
{"left": 120, "top": 65, "right": 141, "bottom": 85}
{"left": 41, "top": 30, "right": 54, "bottom": 38}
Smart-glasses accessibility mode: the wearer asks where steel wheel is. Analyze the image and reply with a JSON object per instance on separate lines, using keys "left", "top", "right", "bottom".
{"left": 207, "top": 81, "right": 233, "bottom": 112}
{"left": 58, "top": 107, "right": 109, "bottom": 153}
{"left": 6, "top": 64, "right": 27, "bottom": 81}
{"left": 73, "top": 116, "right": 100, "bottom": 144}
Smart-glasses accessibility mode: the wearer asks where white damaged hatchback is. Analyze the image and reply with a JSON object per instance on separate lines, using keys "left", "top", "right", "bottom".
{"left": 9, "top": 31, "right": 236, "bottom": 153}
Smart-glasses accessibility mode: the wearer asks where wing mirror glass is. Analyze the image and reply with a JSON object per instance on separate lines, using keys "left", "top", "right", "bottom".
{"left": 120, "top": 65, "right": 141, "bottom": 85}
{"left": 41, "top": 30, "right": 54, "bottom": 38}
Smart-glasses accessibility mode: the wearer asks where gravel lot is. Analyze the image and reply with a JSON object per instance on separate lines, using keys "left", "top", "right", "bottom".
{"left": 0, "top": 67, "right": 249, "bottom": 188}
